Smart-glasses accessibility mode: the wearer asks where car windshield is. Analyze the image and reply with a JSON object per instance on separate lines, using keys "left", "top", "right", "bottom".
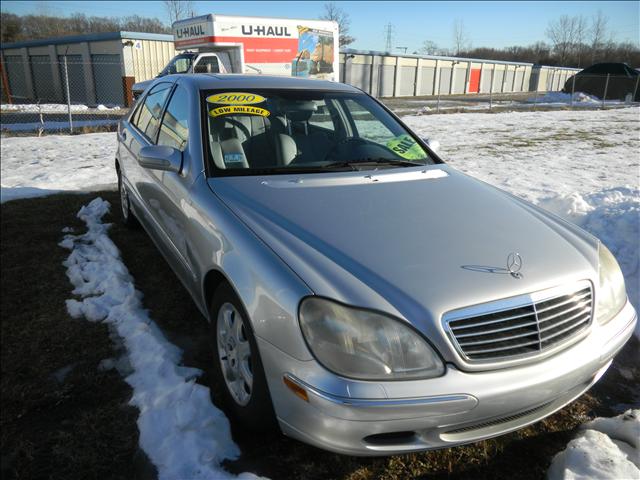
{"left": 158, "top": 54, "right": 194, "bottom": 76}
{"left": 203, "top": 89, "right": 436, "bottom": 175}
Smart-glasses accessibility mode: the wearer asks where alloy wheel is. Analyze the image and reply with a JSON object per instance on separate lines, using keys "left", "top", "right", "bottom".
{"left": 216, "top": 302, "right": 253, "bottom": 406}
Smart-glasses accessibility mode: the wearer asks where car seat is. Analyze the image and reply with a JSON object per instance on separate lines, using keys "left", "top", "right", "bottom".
{"left": 276, "top": 110, "right": 333, "bottom": 165}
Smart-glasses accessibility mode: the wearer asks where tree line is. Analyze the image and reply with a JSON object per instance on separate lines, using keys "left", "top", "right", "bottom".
{"left": 0, "top": 12, "right": 169, "bottom": 43}
{"left": 0, "top": 3, "right": 357, "bottom": 46}
{"left": 420, "top": 12, "right": 639, "bottom": 68}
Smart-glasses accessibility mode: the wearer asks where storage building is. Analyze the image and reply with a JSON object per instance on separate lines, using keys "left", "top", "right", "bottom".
{"left": 1, "top": 31, "right": 175, "bottom": 107}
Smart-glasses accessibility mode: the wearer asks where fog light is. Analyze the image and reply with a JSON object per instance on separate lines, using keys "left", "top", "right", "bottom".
{"left": 283, "top": 375, "right": 309, "bottom": 402}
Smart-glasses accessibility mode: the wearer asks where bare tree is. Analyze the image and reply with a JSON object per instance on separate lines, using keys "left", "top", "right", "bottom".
{"left": 419, "top": 40, "right": 440, "bottom": 55}
{"left": 589, "top": 11, "right": 608, "bottom": 63}
{"left": 319, "top": 2, "right": 355, "bottom": 47}
{"left": 573, "top": 15, "right": 588, "bottom": 67}
{"left": 163, "top": 0, "right": 195, "bottom": 25}
{"left": 546, "top": 15, "right": 585, "bottom": 65}
{"left": 452, "top": 19, "right": 470, "bottom": 56}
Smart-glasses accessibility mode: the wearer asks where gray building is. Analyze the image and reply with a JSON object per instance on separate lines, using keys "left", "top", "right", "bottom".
{"left": 1, "top": 31, "right": 175, "bottom": 107}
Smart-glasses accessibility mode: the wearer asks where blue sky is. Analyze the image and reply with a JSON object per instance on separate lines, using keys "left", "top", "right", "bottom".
{"left": 2, "top": 1, "right": 638, "bottom": 52}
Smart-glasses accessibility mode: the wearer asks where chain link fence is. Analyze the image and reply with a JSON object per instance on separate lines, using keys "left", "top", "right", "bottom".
{"left": 1, "top": 56, "right": 639, "bottom": 136}
{"left": 381, "top": 69, "right": 640, "bottom": 116}
{"left": 1, "top": 56, "right": 130, "bottom": 135}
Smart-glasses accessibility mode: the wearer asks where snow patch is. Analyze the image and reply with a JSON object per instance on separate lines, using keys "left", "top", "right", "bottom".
{"left": 527, "top": 91, "right": 601, "bottom": 104}
{"left": 538, "top": 187, "right": 639, "bottom": 338}
{"left": 60, "top": 198, "right": 261, "bottom": 480}
{"left": 548, "top": 409, "right": 640, "bottom": 480}
{"left": 1, "top": 103, "right": 120, "bottom": 112}
{"left": 1, "top": 103, "right": 89, "bottom": 113}
{"left": 1, "top": 132, "right": 117, "bottom": 203}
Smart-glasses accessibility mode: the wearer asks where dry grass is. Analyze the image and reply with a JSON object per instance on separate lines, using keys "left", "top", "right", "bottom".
{"left": 1, "top": 191, "right": 638, "bottom": 480}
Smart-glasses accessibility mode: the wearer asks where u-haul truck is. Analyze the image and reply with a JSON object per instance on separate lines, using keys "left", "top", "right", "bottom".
{"left": 132, "top": 14, "right": 339, "bottom": 97}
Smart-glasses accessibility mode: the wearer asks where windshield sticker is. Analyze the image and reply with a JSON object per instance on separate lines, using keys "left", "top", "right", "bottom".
{"left": 386, "top": 134, "right": 427, "bottom": 160}
{"left": 209, "top": 105, "right": 270, "bottom": 117}
{"left": 206, "top": 92, "right": 266, "bottom": 105}
{"left": 223, "top": 153, "right": 245, "bottom": 165}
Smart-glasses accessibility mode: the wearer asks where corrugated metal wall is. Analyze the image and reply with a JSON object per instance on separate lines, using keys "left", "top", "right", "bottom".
{"left": 339, "top": 51, "right": 581, "bottom": 97}
{"left": 129, "top": 39, "right": 176, "bottom": 82}
{"left": 58, "top": 55, "right": 87, "bottom": 104}
{"left": 91, "top": 54, "right": 124, "bottom": 105}
{"left": 4, "top": 55, "right": 28, "bottom": 99}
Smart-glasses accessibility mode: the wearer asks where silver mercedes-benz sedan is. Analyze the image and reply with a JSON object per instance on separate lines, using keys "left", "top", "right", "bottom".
{"left": 116, "top": 74, "right": 636, "bottom": 456}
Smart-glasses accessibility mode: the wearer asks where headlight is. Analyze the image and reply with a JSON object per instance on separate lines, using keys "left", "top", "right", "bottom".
{"left": 299, "top": 297, "right": 444, "bottom": 380}
{"left": 596, "top": 243, "right": 627, "bottom": 325}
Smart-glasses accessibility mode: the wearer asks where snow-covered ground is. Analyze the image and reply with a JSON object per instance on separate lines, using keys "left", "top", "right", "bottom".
{"left": 548, "top": 409, "right": 639, "bottom": 480}
{"left": 60, "top": 198, "right": 260, "bottom": 480}
{"left": 390, "top": 92, "right": 635, "bottom": 115}
{"left": 2, "top": 106, "right": 639, "bottom": 477}
{"left": 1, "top": 132, "right": 117, "bottom": 202}
{"left": 525, "top": 91, "right": 602, "bottom": 105}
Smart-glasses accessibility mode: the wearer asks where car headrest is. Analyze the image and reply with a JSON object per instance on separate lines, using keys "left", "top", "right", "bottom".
{"left": 287, "top": 110, "right": 313, "bottom": 122}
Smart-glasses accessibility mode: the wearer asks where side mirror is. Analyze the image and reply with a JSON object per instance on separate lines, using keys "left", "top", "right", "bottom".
{"left": 138, "top": 145, "right": 182, "bottom": 173}
{"left": 423, "top": 138, "right": 440, "bottom": 153}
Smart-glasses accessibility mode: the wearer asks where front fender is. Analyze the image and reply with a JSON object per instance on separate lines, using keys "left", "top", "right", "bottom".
{"left": 186, "top": 174, "right": 314, "bottom": 361}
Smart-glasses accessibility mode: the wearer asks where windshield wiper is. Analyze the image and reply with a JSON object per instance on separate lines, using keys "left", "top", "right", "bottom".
{"left": 323, "top": 158, "right": 425, "bottom": 169}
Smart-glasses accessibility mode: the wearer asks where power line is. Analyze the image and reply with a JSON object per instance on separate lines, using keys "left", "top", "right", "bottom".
{"left": 384, "top": 23, "right": 394, "bottom": 52}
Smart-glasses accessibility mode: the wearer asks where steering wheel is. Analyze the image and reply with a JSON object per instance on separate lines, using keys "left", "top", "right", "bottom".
{"left": 323, "top": 137, "right": 369, "bottom": 162}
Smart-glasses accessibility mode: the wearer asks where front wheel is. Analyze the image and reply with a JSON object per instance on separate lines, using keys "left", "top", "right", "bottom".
{"left": 210, "top": 283, "right": 276, "bottom": 431}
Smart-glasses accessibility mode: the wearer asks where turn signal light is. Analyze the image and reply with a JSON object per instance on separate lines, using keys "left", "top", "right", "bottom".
{"left": 283, "top": 375, "right": 309, "bottom": 402}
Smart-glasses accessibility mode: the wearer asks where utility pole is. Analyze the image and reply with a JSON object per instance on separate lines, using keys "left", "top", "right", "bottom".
{"left": 384, "top": 23, "right": 394, "bottom": 52}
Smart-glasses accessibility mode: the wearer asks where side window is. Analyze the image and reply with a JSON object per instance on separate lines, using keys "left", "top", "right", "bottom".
{"left": 343, "top": 98, "right": 396, "bottom": 144}
{"left": 194, "top": 56, "right": 219, "bottom": 74}
{"left": 157, "top": 86, "right": 190, "bottom": 151}
{"left": 133, "top": 83, "right": 172, "bottom": 142}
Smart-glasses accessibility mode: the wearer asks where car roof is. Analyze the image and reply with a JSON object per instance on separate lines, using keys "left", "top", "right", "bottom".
{"left": 166, "top": 73, "right": 362, "bottom": 92}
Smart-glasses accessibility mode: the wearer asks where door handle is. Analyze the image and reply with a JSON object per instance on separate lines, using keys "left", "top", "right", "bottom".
{"left": 122, "top": 130, "right": 127, "bottom": 140}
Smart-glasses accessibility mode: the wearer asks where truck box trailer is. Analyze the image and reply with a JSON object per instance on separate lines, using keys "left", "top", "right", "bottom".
{"left": 132, "top": 14, "right": 339, "bottom": 97}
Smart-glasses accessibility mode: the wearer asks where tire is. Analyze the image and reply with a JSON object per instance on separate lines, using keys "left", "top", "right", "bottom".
{"left": 117, "top": 168, "right": 138, "bottom": 228}
{"left": 210, "top": 283, "right": 277, "bottom": 431}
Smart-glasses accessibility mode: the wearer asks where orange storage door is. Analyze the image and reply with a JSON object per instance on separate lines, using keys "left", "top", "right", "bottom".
{"left": 469, "top": 68, "right": 481, "bottom": 93}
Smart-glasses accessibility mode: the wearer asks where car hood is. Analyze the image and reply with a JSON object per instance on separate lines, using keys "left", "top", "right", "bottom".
{"left": 207, "top": 165, "right": 598, "bottom": 343}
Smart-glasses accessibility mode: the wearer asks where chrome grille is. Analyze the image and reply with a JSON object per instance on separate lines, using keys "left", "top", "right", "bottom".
{"left": 445, "top": 282, "right": 593, "bottom": 362}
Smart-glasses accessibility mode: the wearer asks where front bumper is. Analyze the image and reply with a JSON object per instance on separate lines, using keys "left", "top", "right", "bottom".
{"left": 257, "top": 300, "right": 636, "bottom": 456}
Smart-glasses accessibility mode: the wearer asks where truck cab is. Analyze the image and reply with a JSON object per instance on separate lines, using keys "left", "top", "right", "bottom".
{"left": 158, "top": 52, "right": 225, "bottom": 76}
{"left": 132, "top": 51, "right": 229, "bottom": 98}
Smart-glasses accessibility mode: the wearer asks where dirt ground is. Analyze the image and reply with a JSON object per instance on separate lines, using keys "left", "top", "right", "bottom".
{"left": 1, "top": 191, "right": 638, "bottom": 479}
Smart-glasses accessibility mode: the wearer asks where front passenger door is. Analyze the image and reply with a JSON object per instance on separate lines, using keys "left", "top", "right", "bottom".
{"left": 151, "top": 84, "right": 199, "bottom": 289}
{"left": 123, "top": 82, "right": 173, "bottom": 240}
